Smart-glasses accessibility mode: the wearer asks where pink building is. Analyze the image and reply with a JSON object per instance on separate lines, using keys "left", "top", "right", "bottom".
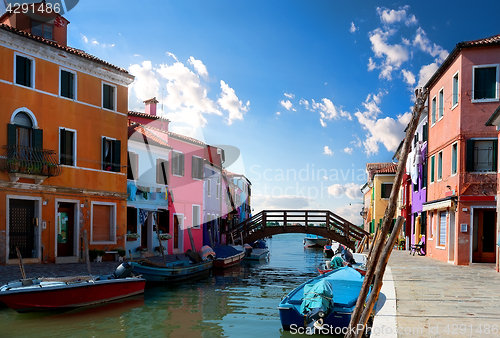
{"left": 423, "top": 34, "right": 499, "bottom": 266}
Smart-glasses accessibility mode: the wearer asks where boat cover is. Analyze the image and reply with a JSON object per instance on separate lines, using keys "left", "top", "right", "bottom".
{"left": 213, "top": 246, "right": 242, "bottom": 259}
{"left": 300, "top": 279, "right": 334, "bottom": 315}
{"left": 330, "top": 256, "right": 344, "bottom": 269}
{"left": 200, "top": 246, "right": 216, "bottom": 260}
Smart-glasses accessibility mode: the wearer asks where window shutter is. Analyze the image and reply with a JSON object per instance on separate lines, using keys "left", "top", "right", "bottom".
{"left": 493, "top": 140, "right": 498, "bottom": 172}
{"left": 422, "top": 162, "right": 427, "bottom": 187}
{"left": 162, "top": 160, "right": 169, "bottom": 185}
{"left": 60, "top": 128, "right": 66, "bottom": 164}
{"left": 69, "top": 72, "right": 74, "bottom": 99}
{"left": 25, "top": 58, "right": 31, "bottom": 87}
{"left": 103, "top": 85, "right": 109, "bottom": 108}
{"left": 7, "top": 124, "right": 16, "bottom": 147}
{"left": 171, "top": 153, "right": 176, "bottom": 175}
{"left": 192, "top": 156, "right": 196, "bottom": 178}
{"left": 430, "top": 156, "right": 435, "bottom": 182}
{"left": 113, "top": 139, "right": 121, "bottom": 173}
{"left": 181, "top": 153, "right": 185, "bottom": 176}
{"left": 423, "top": 123, "right": 428, "bottom": 142}
{"left": 381, "top": 183, "right": 385, "bottom": 198}
{"left": 466, "top": 139, "right": 474, "bottom": 172}
{"left": 102, "top": 137, "right": 106, "bottom": 170}
{"left": 33, "top": 128, "right": 43, "bottom": 149}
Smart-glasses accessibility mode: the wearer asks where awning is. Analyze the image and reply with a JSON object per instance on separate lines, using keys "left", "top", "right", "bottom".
{"left": 422, "top": 197, "right": 455, "bottom": 211}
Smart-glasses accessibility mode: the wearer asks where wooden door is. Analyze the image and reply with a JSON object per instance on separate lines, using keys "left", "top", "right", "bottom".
{"left": 57, "top": 203, "right": 74, "bottom": 257}
{"left": 473, "top": 209, "right": 496, "bottom": 263}
{"left": 9, "top": 199, "right": 35, "bottom": 259}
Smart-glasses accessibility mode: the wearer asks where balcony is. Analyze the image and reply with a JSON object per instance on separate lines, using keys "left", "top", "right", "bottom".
{"left": 0, "top": 145, "right": 62, "bottom": 184}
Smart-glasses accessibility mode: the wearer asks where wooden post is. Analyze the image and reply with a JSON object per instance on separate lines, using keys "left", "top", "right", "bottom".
{"left": 187, "top": 226, "right": 196, "bottom": 251}
{"left": 346, "top": 89, "right": 428, "bottom": 338}
{"left": 354, "top": 216, "right": 404, "bottom": 338}
{"left": 15, "top": 247, "right": 26, "bottom": 280}
{"left": 83, "top": 230, "right": 91, "bottom": 275}
{"left": 155, "top": 213, "right": 166, "bottom": 265}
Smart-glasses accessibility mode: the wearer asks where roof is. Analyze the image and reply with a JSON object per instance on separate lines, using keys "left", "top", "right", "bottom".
{"left": 128, "top": 124, "right": 172, "bottom": 148}
{"left": 373, "top": 164, "right": 398, "bottom": 175}
{"left": 366, "top": 163, "right": 394, "bottom": 172}
{"left": 485, "top": 103, "right": 500, "bottom": 126}
{"left": 0, "top": 23, "right": 132, "bottom": 76}
{"left": 128, "top": 111, "right": 170, "bottom": 122}
{"left": 424, "top": 33, "right": 500, "bottom": 89}
{"left": 167, "top": 131, "right": 206, "bottom": 147}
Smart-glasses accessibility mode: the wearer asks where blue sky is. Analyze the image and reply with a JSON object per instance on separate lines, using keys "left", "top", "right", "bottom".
{"left": 2, "top": 1, "right": 499, "bottom": 224}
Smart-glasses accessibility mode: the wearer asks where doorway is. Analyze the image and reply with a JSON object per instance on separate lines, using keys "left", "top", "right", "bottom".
{"left": 173, "top": 214, "right": 183, "bottom": 251}
{"left": 9, "top": 199, "right": 36, "bottom": 259}
{"left": 473, "top": 209, "right": 497, "bottom": 263}
{"left": 57, "top": 203, "right": 75, "bottom": 257}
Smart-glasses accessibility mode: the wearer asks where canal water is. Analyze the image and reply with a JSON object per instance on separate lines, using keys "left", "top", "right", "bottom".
{"left": 0, "top": 234, "right": 342, "bottom": 338}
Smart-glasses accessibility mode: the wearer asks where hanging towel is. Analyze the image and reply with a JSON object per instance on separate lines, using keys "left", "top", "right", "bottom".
{"left": 139, "top": 209, "right": 148, "bottom": 226}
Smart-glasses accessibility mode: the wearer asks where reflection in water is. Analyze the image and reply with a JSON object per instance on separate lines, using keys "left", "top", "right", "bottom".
{"left": 0, "top": 234, "right": 343, "bottom": 337}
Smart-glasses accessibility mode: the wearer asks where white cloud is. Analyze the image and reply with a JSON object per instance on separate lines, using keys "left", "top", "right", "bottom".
{"left": 280, "top": 99, "right": 295, "bottom": 111}
{"left": 369, "top": 28, "right": 409, "bottom": 80}
{"left": 320, "top": 119, "right": 327, "bottom": 127}
{"left": 322, "top": 176, "right": 328, "bottom": 180}
{"left": 311, "top": 98, "right": 352, "bottom": 126}
{"left": 128, "top": 61, "right": 160, "bottom": 102}
{"left": 367, "top": 57, "right": 377, "bottom": 71}
{"left": 166, "top": 52, "right": 179, "bottom": 62}
{"left": 188, "top": 56, "right": 209, "bottom": 79}
{"left": 413, "top": 27, "right": 448, "bottom": 62}
{"left": 299, "top": 99, "right": 312, "bottom": 111}
{"left": 323, "top": 146, "right": 333, "bottom": 156}
{"left": 219, "top": 80, "right": 250, "bottom": 125}
{"left": 401, "top": 69, "right": 416, "bottom": 86}
{"left": 284, "top": 93, "right": 295, "bottom": 99}
{"left": 376, "top": 6, "right": 417, "bottom": 26}
{"left": 327, "top": 183, "right": 363, "bottom": 200}
{"left": 343, "top": 147, "right": 353, "bottom": 155}
{"left": 276, "top": 112, "right": 281, "bottom": 115}
{"left": 417, "top": 62, "right": 440, "bottom": 88}
{"left": 335, "top": 204, "right": 363, "bottom": 225}
{"left": 350, "top": 22, "right": 357, "bottom": 33}
{"left": 252, "top": 194, "right": 313, "bottom": 213}
{"left": 351, "top": 135, "right": 362, "bottom": 148}
{"left": 81, "top": 34, "right": 88, "bottom": 43}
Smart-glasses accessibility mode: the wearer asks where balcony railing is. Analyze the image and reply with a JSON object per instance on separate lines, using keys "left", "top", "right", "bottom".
{"left": 0, "top": 145, "right": 62, "bottom": 178}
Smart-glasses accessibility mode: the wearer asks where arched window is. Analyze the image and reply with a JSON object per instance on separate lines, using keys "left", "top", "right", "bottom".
{"left": 13, "top": 112, "right": 33, "bottom": 147}
{"left": 8, "top": 109, "right": 43, "bottom": 153}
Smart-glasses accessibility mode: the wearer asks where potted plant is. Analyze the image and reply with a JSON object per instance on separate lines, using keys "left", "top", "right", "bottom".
{"left": 136, "top": 246, "right": 148, "bottom": 258}
{"left": 155, "top": 245, "right": 166, "bottom": 253}
{"left": 116, "top": 249, "right": 126, "bottom": 261}
{"left": 127, "top": 233, "right": 140, "bottom": 241}
{"left": 89, "top": 249, "right": 99, "bottom": 262}
{"left": 6, "top": 159, "right": 20, "bottom": 172}
{"left": 159, "top": 233, "right": 172, "bottom": 241}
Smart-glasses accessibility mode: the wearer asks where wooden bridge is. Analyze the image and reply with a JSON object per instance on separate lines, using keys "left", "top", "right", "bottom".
{"left": 224, "top": 210, "right": 369, "bottom": 250}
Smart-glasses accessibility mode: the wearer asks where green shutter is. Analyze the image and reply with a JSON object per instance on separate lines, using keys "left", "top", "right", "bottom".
{"left": 113, "top": 139, "right": 121, "bottom": 173}
{"left": 466, "top": 139, "right": 474, "bottom": 172}
{"left": 7, "top": 124, "right": 16, "bottom": 147}
{"left": 60, "top": 128, "right": 66, "bottom": 164}
{"left": 381, "top": 183, "right": 385, "bottom": 198}
{"left": 430, "top": 156, "right": 435, "bottom": 182}
{"left": 69, "top": 72, "right": 74, "bottom": 99}
{"left": 103, "top": 85, "right": 110, "bottom": 109}
{"left": 423, "top": 123, "right": 428, "bottom": 142}
{"left": 32, "top": 128, "right": 43, "bottom": 149}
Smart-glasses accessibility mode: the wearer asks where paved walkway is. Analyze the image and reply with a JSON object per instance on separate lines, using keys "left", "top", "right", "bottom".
{"left": 388, "top": 250, "right": 500, "bottom": 338}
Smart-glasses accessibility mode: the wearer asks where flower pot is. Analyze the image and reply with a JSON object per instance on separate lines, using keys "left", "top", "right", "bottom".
{"left": 127, "top": 237, "right": 138, "bottom": 241}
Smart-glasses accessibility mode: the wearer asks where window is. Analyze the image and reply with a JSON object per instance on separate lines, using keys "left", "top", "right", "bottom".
{"left": 422, "top": 122, "right": 428, "bottom": 142}
{"left": 31, "top": 20, "right": 53, "bottom": 40}
{"left": 60, "top": 69, "right": 76, "bottom": 99}
{"left": 7, "top": 111, "right": 42, "bottom": 152}
{"left": 127, "top": 151, "right": 139, "bottom": 180}
{"left": 127, "top": 207, "right": 138, "bottom": 234}
{"left": 102, "top": 137, "right": 121, "bottom": 172}
{"left": 429, "top": 212, "right": 434, "bottom": 238}
{"left": 451, "top": 143, "right": 458, "bottom": 175}
{"left": 438, "top": 211, "right": 447, "bottom": 247}
{"left": 102, "top": 83, "right": 116, "bottom": 110}
{"left": 431, "top": 96, "right": 436, "bottom": 124}
{"left": 473, "top": 65, "right": 498, "bottom": 101}
{"left": 438, "top": 88, "right": 444, "bottom": 119}
{"left": 59, "top": 128, "right": 76, "bottom": 166}
{"left": 430, "top": 155, "right": 435, "bottom": 183}
{"left": 191, "top": 156, "right": 203, "bottom": 179}
{"left": 171, "top": 151, "right": 185, "bottom": 176}
{"left": 15, "top": 54, "right": 34, "bottom": 88}
{"left": 192, "top": 205, "right": 201, "bottom": 229}
{"left": 207, "top": 178, "right": 211, "bottom": 197}
{"left": 437, "top": 151, "right": 443, "bottom": 181}
{"left": 91, "top": 202, "right": 116, "bottom": 243}
{"left": 156, "top": 158, "right": 169, "bottom": 185}
{"left": 466, "top": 139, "right": 497, "bottom": 172}
{"left": 422, "top": 161, "right": 427, "bottom": 188}
{"left": 380, "top": 183, "right": 393, "bottom": 199}
{"left": 452, "top": 72, "right": 459, "bottom": 107}
{"left": 216, "top": 177, "right": 220, "bottom": 199}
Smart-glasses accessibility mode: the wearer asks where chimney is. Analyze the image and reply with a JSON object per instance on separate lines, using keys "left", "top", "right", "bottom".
{"left": 144, "top": 97, "right": 159, "bottom": 116}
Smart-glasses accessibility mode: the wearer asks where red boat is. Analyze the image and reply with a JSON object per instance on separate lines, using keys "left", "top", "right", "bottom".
{"left": 0, "top": 263, "right": 145, "bottom": 313}
{"left": 212, "top": 246, "right": 245, "bottom": 269}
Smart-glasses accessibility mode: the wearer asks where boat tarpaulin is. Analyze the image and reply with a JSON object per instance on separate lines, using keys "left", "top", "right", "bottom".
{"left": 300, "top": 280, "right": 334, "bottom": 315}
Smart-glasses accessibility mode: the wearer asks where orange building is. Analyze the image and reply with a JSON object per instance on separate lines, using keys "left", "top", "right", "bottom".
{"left": 0, "top": 5, "right": 134, "bottom": 264}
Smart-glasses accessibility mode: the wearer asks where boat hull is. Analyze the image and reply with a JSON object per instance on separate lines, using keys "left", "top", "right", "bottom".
{"left": 0, "top": 278, "right": 145, "bottom": 313}
{"left": 304, "top": 237, "right": 329, "bottom": 248}
{"left": 213, "top": 251, "right": 245, "bottom": 268}
{"left": 278, "top": 267, "right": 364, "bottom": 331}
{"left": 131, "top": 260, "right": 213, "bottom": 282}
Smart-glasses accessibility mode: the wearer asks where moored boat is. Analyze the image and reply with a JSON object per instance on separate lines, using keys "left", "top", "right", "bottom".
{"left": 130, "top": 250, "right": 213, "bottom": 282}
{"left": 0, "top": 262, "right": 145, "bottom": 313}
{"left": 303, "top": 235, "right": 329, "bottom": 248}
{"left": 212, "top": 246, "right": 245, "bottom": 268}
{"left": 319, "top": 249, "right": 368, "bottom": 276}
{"left": 278, "top": 266, "right": 365, "bottom": 332}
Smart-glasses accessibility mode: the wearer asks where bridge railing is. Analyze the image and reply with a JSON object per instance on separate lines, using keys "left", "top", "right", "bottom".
{"left": 227, "top": 210, "right": 369, "bottom": 245}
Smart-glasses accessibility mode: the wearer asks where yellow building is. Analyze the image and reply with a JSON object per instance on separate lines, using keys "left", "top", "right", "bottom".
{"left": 0, "top": 6, "right": 133, "bottom": 264}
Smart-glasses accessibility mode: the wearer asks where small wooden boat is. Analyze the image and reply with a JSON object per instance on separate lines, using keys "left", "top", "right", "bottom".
{"left": 231, "top": 244, "right": 270, "bottom": 261}
{"left": 319, "top": 252, "right": 367, "bottom": 276}
{"left": 278, "top": 267, "right": 365, "bottom": 332}
{"left": 130, "top": 251, "right": 213, "bottom": 282}
{"left": 0, "top": 262, "right": 145, "bottom": 313}
{"left": 303, "top": 235, "right": 329, "bottom": 248}
{"left": 212, "top": 246, "right": 245, "bottom": 269}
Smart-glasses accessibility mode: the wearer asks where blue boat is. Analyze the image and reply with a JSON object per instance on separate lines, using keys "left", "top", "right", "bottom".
{"left": 304, "top": 235, "right": 329, "bottom": 248}
{"left": 130, "top": 252, "right": 213, "bottom": 283}
{"left": 278, "top": 266, "right": 365, "bottom": 332}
